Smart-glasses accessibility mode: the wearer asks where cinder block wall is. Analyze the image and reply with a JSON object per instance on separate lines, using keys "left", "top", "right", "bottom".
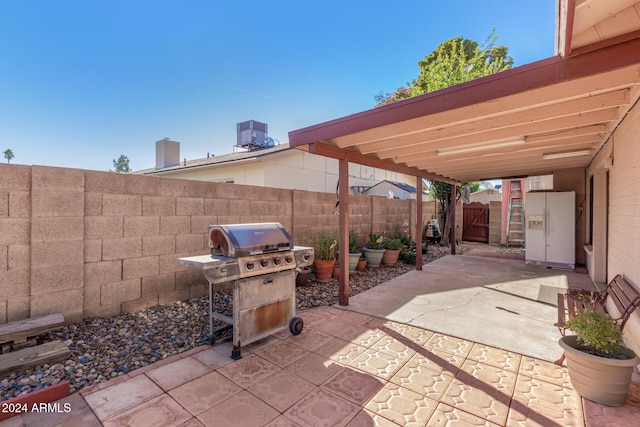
{"left": 0, "top": 164, "right": 437, "bottom": 324}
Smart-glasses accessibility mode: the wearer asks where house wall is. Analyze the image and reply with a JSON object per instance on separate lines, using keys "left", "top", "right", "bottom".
{"left": 469, "top": 189, "right": 501, "bottom": 204}
{"left": 153, "top": 149, "right": 417, "bottom": 195}
{"left": 588, "top": 100, "right": 640, "bottom": 357}
{"left": 0, "top": 164, "right": 436, "bottom": 325}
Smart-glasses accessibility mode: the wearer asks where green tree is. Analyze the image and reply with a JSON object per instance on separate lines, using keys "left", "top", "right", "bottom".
{"left": 380, "top": 29, "right": 513, "bottom": 245}
{"left": 3, "top": 149, "right": 14, "bottom": 164}
{"left": 111, "top": 154, "right": 131, "bottom": 173}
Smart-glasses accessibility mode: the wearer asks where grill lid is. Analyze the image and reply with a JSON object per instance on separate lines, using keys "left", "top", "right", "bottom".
{"left": 209, "top": 222, "right": 293, "bottom": 257}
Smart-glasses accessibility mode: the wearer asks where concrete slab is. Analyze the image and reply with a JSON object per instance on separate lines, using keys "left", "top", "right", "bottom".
{"left": 339, "top": 255, "right": 597, "bottom": 362}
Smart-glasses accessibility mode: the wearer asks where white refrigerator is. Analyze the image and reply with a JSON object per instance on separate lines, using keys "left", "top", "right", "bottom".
{"left": 525, "top": 191, "right": 575, "bottom": 269}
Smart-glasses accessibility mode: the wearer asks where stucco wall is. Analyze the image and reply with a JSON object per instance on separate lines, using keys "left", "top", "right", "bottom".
{"left": 592, "top": 100, "right": 640, "bottom": 357}
{"left": 0, "top": 165, "right": 436, "bottom": 325}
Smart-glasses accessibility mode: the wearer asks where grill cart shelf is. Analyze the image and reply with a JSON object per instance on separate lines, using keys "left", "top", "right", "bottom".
{"left": 179, "top": 223, "right": 313, "bottom": 359}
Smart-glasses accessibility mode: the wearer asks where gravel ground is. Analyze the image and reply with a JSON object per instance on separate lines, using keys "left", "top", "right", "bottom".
{"left": 0, "top": 244, "right": 467, "bottom": 401}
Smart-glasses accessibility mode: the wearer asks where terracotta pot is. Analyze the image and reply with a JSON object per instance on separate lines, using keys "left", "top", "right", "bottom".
{"left": 559, "top": 335, "right": 640, "bottom": 406}
{"left": 382, "top": 249, "right": 401, "bottom": 266}
{"left": 357, "top": 258, "right": 367, "bottom": 271}
{"left": 333, "top": 265, "right": 341, "bottom": 279}
{"left": 313, "top": 259, "right": 335, "bottom": 282}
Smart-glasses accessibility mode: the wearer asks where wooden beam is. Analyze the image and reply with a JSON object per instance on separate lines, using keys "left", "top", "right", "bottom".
{"left": 385, "top": 107, "right": 619, "bottom": 162}
{"left": 307, "top": 142, "right": 460, "bottom": 185}
{"left": 358, "top": 90, "right": 627, "bottom": 156}
{"left": 338, "top": 158, "right": 349, "bottom": 306}
{"left": 450, "top": 185, "right": 456, "bottom": 255}
{"left": 416, "top": 177, "right": 423, "bottom": 270}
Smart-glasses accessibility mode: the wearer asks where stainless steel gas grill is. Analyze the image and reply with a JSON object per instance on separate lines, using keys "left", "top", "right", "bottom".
{"left": 179, "top": 223, "right": 314, "bottom": 359}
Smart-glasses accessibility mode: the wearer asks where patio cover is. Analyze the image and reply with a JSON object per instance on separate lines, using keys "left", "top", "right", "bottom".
{"left": 288, "top": 0, "right": 640, "bottom": 304}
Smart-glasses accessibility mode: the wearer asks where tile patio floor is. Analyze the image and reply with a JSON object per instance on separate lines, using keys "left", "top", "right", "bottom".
{"left": 2, "top": 306, "right": 640, "bottom": 426}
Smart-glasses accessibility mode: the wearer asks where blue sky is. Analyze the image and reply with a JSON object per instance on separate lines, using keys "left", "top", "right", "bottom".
{"left": 0, "top": 1, "right": 556, "bottom": 171}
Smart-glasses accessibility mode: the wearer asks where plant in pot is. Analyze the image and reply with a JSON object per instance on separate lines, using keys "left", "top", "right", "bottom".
{"left": 347, "top": 230, "right": 361, "bottom": 273}
{"left": 363, "top": 232, "right": 385, "bottom": 267}
{"left": 559, "top": 309, "right": 640, "bottom": 406}
{"left": 311, "top": 231, "right": 337, "bottom": 282}
{"left": 381, "top": 237, "right": 403, "bottom": 266}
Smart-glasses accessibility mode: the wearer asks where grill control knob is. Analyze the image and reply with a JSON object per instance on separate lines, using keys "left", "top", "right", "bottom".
{"left": 219, "top": 266, "right": 227, "bottom": 276}
{"left": 261, "top": 259, "right": 269, "bottom": 268}
{"left": 303, "top": 254, "right": 310, "bottom": 262}
{"left": 246, "top": 262, "right": 254, "bottom": 270}
{"left": 285, "top": 256, "right": 293, "bottom": 264}
{"left": 273, "top": 257, "right": 281, "bottom": 266}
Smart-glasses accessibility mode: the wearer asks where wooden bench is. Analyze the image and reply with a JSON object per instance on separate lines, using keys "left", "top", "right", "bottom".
{"left": 0, "top": 313, "right": 65, "bottom": 353}
{"left": 555, "top": 274, "right": 640, "bottom": 364}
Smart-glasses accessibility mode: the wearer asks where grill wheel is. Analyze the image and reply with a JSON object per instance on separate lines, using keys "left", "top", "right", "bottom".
{"left": 289, "top": 317, "right": 304, "bottom": 335}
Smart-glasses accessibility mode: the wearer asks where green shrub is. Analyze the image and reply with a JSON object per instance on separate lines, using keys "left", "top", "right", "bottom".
{"left": 565, "top": 310, "right": 624, "bottom": 357}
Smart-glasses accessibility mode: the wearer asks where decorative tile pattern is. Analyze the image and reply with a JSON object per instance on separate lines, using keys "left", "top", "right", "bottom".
{"left": 321, "top": 367, "right": 386, "bottom": 405}
{"left": 380, "top": 321, "right": 434, "bottom": 347}
{"left": 339, "top": 311, "right": 373, "bottom": 326}
{"left": 102, "top": 395, "right": 191, "bottom": 427}
{"left": 506, "top": 375, "right": 583, "bottom": 427}
{"left": 518, "top": 357, "right": 571, "bottom": 388}
{"left": 441, "top": 360, "right": 518, "bottom": 425}
{"left": 217, "top": 354, "right": 281, "bottom": 388}
{"left": 284, "top": 387, "right": 360, "bottom": 427}
{"left": 314, "top": 338, "right": 367, "bottom": 365}
{"left": 371, "top": 335, "right": 418, "bottom": 359}
{"left": 467, "top": 344, "right": 522, "bottom": 372}
{"left": 389, "top": 353, "right": 456, "bottom": 400}
{"left": 424, "top": 333, "right": 473, "bottom": 357}
{"left": 314, "top": 319, "right": 383, "bottom": 347}
{"left": 254, "top": 339, "right": 310, "bottom": 368}
{"left": 297, "top": 309, "right": 335, "bottom": 328}
{"left": 346, "top": 409, "right": 402, "bottom": 426}
{"left": 428, "top": 402, "right": 501, "bottom": 426}
{"left": 285, "top": 352, "right": 345, "bottom": 385}
{"left": 247, "top": 370, "right": 315, "bottom": 412}
{"left": 197, "top": 390, "right": 279, "bottom": 427}
{"left": 284, "top": 327, "right": 334, "bottom": 351}
{"left": 146, "top": 357, "right": 212, "bottom": 391}
{"left": 241, "top": 336, "right": 281, "bottom": 354}
{"left": 365, "top": 382, "right": 438, "bottom": 427}
{"left": 84, "top": 375, "right": 164, "bottom": 421}
{"left": 169, "top": 371, "right": 241, "bottom": 416}
{"left": 349, "top": 349, "right": 411, "bottom": 379}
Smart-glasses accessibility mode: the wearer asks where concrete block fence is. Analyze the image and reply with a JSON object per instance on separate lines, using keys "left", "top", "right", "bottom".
{"left": 0, "top": 164, "right": 438, "bottom": 324}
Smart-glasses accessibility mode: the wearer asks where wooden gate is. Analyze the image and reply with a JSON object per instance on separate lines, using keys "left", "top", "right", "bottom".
{"left": 462, "top": 202, "right": 489, "bottom": 243}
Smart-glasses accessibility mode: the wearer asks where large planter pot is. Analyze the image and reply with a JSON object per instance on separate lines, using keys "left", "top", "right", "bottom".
{"left": 348, "top": 253, "right": 361, "bottom": 273}
{"left": 313, "top": 259, "right": 335, "bottom": 282}
{"left": 382, "top": 249, "right": 401, "bottom": 266}
{"left": 559, "top": 335, "right": 640, "bottom": 406}
{"left": 363, "top": 248, "right": 385, "bottom": 268}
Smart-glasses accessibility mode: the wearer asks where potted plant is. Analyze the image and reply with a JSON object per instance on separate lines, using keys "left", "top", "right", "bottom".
{"left": 381, "top": 237, "right": 403, "bottom": 266}
{"left": 363, "top": 232, "right": 385, "bottom": 267}
{"left": 311, "top": 231, "right": 337, "bottom": 282}
{"left": 559, "top": 309, "right": 640, "bottom": 406}
{"left": 348, "top": 230, "right": 361, "bottom": 273}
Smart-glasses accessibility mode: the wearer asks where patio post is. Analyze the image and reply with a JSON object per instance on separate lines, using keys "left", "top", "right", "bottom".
{"left": 338, "top": 157, "right": 349, "bottom": 305}
{"left": 415, "top": 176, "right": 423, "bottom": 270}
{"left": 450, "top": 183, "right": 456, "bottom": 255}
